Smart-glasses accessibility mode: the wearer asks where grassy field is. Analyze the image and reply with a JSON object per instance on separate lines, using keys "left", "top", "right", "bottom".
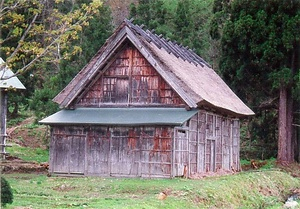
{"left": 3, "top": 170, "right": 300, "bottom": 209}
{"left": 3, "top": 121, "right": 300, "bottom": 208}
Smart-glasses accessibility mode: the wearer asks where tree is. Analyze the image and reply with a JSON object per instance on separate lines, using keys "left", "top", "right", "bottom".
{"left": 1, "top": 177, "right": 13, "bottom": 207}
{"left": 211, "top": 0, "right": 300, "bottom": 163}
{"left": 0, "top": 0, "right": 102, "bottom": 80}
{"left": 129, "top": 0, "right": 170, "bottom": 36}
{"left": 129, "top": 0, "right": 214, "bottom": 62}
{"left": 29, "top": 2, "right": 113, "bottom": 120}
{"left": 0, "top": 0, "right": 110, "bottom": 120}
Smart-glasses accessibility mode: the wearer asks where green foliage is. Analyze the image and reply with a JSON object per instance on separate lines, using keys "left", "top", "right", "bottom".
{"left": 1, "top": 177, "right": 13, "bottom": 207}
{"left": 211, "top": 0, "right": 300, "bottom": 159}
{"left": 0, "top": 0, "right": 102, "bottom": 73}
{"left": 7, "top": 105, "right": 30, "bottom": 126}
{"left": 1, "top": 0, "right": 107, "bottom": 121}
{"left": 130, "top": 0, "right": 169, "bottom": 35}
{"left": 217, "top": 0, "right": 300, "bottom": 94}
{"left": 129, "top": 0, "right": 214, "bottom": 61}
{"left": 29, "top": 86, "right": 59, "bottom": 120}
{"left": 29, "top": 2, "right": 113, "bottom": 120}
{"left": 7, "top": 143, "right": 49, "bottom": 163}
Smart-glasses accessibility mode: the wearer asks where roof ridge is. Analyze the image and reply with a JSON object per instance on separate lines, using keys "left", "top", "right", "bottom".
{"left": 125, "top": 19, "right": 210, "bottom": 68}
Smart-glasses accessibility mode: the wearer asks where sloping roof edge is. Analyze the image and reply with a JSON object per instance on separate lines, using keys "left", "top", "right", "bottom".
{"left": 53, "top": 22, "right": 129, "bottom": 107}
{"left": 39, "top": 108, "right": 198, "bottom": 126}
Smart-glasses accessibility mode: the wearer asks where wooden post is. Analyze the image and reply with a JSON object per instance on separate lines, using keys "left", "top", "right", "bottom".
{"left": 0, "top": 89, "right": 8, "bottom": 160}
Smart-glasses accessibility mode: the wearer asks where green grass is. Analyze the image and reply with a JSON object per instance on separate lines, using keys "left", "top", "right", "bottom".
{"left": 3, "top": 170, "right": 300, "bottom": 209}
{"left": 6, "top": 143, "right": 49, "bottom": 163}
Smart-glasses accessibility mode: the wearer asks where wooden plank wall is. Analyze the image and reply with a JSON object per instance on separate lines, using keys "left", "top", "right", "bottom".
{"left": 75, "top": 44, "right": 185, "bottom": 107}
{"left": 50, "top": 126, "right": 173, "bottom": 178}
{"left": 49, "top": 111, "right": 240, "bottom": 177}
{"left": 188, "top": 111, "right": 240, "bottom": 174}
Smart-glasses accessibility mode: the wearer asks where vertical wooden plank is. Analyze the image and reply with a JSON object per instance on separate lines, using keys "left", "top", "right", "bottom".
{"left": 173, "top": 127, "right": 189, "bottom": 177}
{"left": 188, "top": 114, "right": 198, "bottom": 175}
{"left": 53, "top": 132, "right": 69, "bottom": 174}
{"left": 230, "top": 120, "right": 233, "bottom": 170}
{"left": 108, "top": 127, "right": 112, "bottom": 175}
{"left": 49, "top": 127, "right": 54, "bottom": 173}
{"left": 87, "top": 127, "right": 110, "bottom": 175}
{"left": 128, "top": 46, "right": 133, "bottom": 104}
{"left": 84, "top": 129, "right": 88, "bottom": 175}
{"left": 0, "top": 90, "right": 7, "bottom": 159}
{"left": 222, "top": 118, "right": 231, "bottom": 170}
{"left": 110, "top": 127, "right": 139, "bottom": 177}
{"left": 232, "top": 119, "right": 240, "bottom": 171}
{"left": 171, "top": 128, "right": 175, "bottom": 178}
{"left": 215, "top": 116, "right": 222, "bottom": 170}
{"left": 69, "top": 135, "right": 85, "bottom": 174}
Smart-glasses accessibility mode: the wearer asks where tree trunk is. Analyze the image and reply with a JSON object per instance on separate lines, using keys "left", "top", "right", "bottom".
{"left": 277, "top": 85, "right": 294, "bottom": 164}
{"left": 286, "top": 88, "right": 294, "bottom": 162}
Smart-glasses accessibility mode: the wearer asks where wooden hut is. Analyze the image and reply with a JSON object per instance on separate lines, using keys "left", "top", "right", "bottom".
{"left": 40, "top": 19, "right": 254, "bottom": 178}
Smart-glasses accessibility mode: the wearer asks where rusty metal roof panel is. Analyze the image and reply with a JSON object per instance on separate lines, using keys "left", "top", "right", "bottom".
{"left": 39, "top": 108, "right": 198, "bottom": 126}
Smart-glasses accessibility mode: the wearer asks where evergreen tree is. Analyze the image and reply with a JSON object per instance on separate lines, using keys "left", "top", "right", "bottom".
{"left": 130, "top": 0, "right": 169, "bottom": 36}
{"left": 1, "top": 177, "right": 13, "bottom": 207}
{"left": 211, "top": 0, "right": 300, "bottom": 162}
{"left": 129, "top": 0, "right": 214, "bottom": 61}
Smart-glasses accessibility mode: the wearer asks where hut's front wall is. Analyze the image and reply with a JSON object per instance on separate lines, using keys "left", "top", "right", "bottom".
{"left": 49, "top": 110, "right": 240, "bottom": 178}
{"left": 50, "top": 126, "right": 174, "bottom": 178}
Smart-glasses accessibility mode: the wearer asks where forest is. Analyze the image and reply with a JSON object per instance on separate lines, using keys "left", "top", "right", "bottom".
{"left": 1, "top": 0, "right": 300, "bottom": 163}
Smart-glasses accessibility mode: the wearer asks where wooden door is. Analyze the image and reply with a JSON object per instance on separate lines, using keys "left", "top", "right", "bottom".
{"left": 205, "top": 114, "right": 216, "bottom": 172}
{"left": 110, "top": 128, "right": 139, "bottom": 176}
{"left": 51, "top": 135, "right": 69, "bottom": 174}
{"left": 50, "top": 127, "right": 86, "bottom": 175}
{"left": 86, "top": 127, "right": 110, "bottom": 175}
{"left": 173, "top": 128, "right": 189, "bottom": 177}
{"left": 69, "top": 135, "right": 85, "bottom": 174}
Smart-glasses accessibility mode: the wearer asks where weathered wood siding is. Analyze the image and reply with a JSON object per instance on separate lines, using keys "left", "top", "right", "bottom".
{"left": 188, "top": 110, "right": 240, "bottom": 174}
{"left": 49, "top": 110, "right": 240, "bottom": 178}
{"left": 50, "top": 125, "right": 173, "bottom": 177}
{"left": 75, "top": 44, "right": 185, "bottom": 107}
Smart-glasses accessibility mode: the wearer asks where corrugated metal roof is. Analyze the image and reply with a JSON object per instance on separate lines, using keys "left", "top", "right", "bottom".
{"left": 39, "top": 108, "right": 198, "bottom": 126}
{"left": 0, "top": 58, "right": 26, "bottom": 89}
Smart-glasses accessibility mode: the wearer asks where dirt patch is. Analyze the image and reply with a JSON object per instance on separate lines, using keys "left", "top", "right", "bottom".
{"left": 7, "top": 117, "right": 48, "bottom": 149}
{"left": 53, "top": 184, "right": 76, "bottom": 192}
{"left": 1, "top": 156, "right": 48, "bottom": 174}
{"left": 277, "top": 163, "right": 300, "bottom": 178}
{"left": 190, "top": 169, "right": 235, "bottom": 179}
{"left": 3, "top": 117, "right": 49, "bottom": 173}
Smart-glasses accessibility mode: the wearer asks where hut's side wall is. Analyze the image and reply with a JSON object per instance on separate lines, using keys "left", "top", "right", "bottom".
{"left": 50, "top": 125, "right": 173, "bottom": 178}
{"left": 188, "top": 110, "right": 240, "bottom": 175}
{"left": 74, "top": 44, "right": 185, "bottom": 108}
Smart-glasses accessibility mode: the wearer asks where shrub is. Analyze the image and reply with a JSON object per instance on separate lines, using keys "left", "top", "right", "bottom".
{"left": 1, "top": 177, "right": 13, "bottom": 207}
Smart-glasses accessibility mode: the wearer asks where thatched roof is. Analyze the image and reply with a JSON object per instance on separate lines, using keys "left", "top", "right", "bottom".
{"left": 53, "top": 19, "right": 254, "bottom": 117}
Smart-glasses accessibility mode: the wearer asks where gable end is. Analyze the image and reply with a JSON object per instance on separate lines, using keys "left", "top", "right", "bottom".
{"left": 73, "top": 43, "right": 186, "bottom": 107}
